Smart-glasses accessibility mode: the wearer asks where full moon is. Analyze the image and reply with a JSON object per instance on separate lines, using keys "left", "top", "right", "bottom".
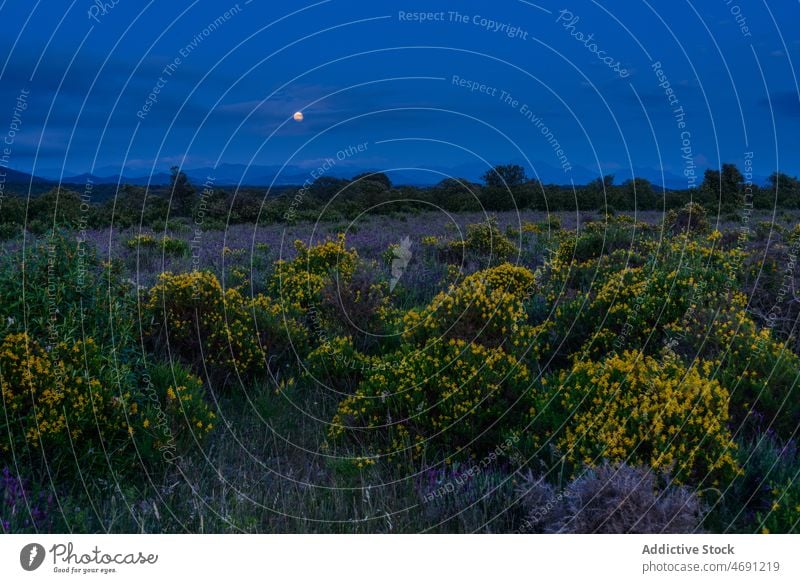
{"left": 293, "top": 111, "right": 304, "bottom": 122}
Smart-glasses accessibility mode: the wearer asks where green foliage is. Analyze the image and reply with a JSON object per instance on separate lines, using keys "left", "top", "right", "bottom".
{"left": 269, "top": 234, "right": 359, "bottom": 315}
{"left": 125, "top": 233, "right": 190, "bottom": 257}
{"left": 439, "top": 218, "right": 518, "bottom": 264}
{"left": 707, "top": 435, "right": 800, "bottom": 533}
{"left": 530, "top": 351, "right": 738, "bottom": 486}
{"left": 329, "top": 338, "right": 530, "bottom": 463}
{"left": 4, "top": 199, "right": 800, "bottom": 533}
{"left": 667, "top": 201, "right": 709, "bottom": 233}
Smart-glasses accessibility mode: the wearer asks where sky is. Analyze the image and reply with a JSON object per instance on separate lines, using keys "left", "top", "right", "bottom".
{"left": 0, "top": 0, "right": 798, "bottom": 186}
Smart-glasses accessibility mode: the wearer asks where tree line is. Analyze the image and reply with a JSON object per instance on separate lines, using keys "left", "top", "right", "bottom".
{"left": 0, "top": 163, "right": 797, "bottom": 238}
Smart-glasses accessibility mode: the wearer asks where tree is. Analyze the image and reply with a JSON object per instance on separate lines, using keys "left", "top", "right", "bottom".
{"left": 620, "top": 178, "right": 657, "bottom": 210}
{"left": 352, "top": 172, "right": 391, "bottom": 190}
{"left": 580, "top": 175, "right": 614, "bottom": 211}
{"left": 701, "top": 164, "right": 743, "bottom": 209}
{"left": 767, "top": 172, "right": 800, "bottom": 208}
{"left": 482, "top": 164, "right": 527, "bottom": 189}
{"left": 29, "top": 187, "right": 83, "bottom": 231}
{"left": 169, "top": 166, "right": 195, "bottom": 217}
{"left": 721, "top": 163, "right": 744, "bottom": 207}
{"left": 429, "top": 178, "right": 481, "bottom": 212}
{"left": 309, "top": 176, "right": 348, "bottom": 200}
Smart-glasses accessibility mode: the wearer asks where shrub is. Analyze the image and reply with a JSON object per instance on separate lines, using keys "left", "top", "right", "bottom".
{"left": 708, "top": 434, "right": 800, "bottom": 533}
{"left": 517, "top": 463, "right": 705, "bottom": 533}
{"left": 440, "top": 218, "right": 517, "bottom": 264}
{"left": 0, "top": 224, "right": 19, "bottom": 241}
{"left": 532, "top": 350, "right": 739, "bottom": 485}
{"left": 317, "top": 266, "right": 391, "bottom": 352}
{"left": 269, "top": 234, "right": 359, "bottom": 314}
{"left": 420, "top": 235, "right": 439, "bottom": 247}
{"left": 0, "top": 334, "right": 129, "bottom": 462}
{"left": 570, "top": 217, "right": 639, "bottom": 262}
{"left": 521, "top": 216, "right": 561, "bottom": 242}
{"left": 402, "top": 263, "right": 537, "bottom": 351}
{"left": 758, "top": 476, "right": 800, "bottom": 534}
{"left": 125, "top": 233, "right": 189, "bottom": 257}
{"left": 667, "top": 202, "right": 709, "bottom": 234}
{"left": 0, "top": 333, "right": 213, "bottom": 480}
{"left": 0, "top": 231, "right": 141, "bottom": 353}
{"left": 541, "top": 230, "right": 746, "bottom": 363}
{"left": 667, "top": 296, "right": 800, "bottom": 442}
{"left": 304, "top": 335, "right": 380, "bottom": 394}
{"left": 137, "top": 361, "right": 216, "bottom": 460}
{"left": 146, "top": 271, "right": 300, "bottom": 377}
{"left": 329, "top": 338, "right": 531, "bottom": 463}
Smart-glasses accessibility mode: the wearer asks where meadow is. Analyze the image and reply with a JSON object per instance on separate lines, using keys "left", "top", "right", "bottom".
{"left": 1, "top": 202, "right": 799, "bottom": 533}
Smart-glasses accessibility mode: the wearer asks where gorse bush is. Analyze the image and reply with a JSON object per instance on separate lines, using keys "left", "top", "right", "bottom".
{"left": 304, "top": 335, "right": 378, "bottom": 393}
{"left": 667, "top": 201, "right": 709, "bottom": 234}
{"left": 137, "top": 361, "right": 216, "bottom": 460}
{"left": 402, "top": 263, "right": 539, "bottom": 354}
{"left": 439, "top": 218, "right": 518, "bottom": 265}
{"left": 318, "top": 265, "right": 392, "bottom": 353}
{"left": 0, "top": 334, "right": 128, "bottom": 459}
{"left": 531, "top": 350, "right": 739, "bottom": 485}
{"left": 329, "top": 338, "right": 530, "bottom": 463}
{"left": 326, "top": 263, "right": 541, "bottom": 463}
{"left": 0, "top": 333, "right": 212, "bottom": 480}
{"left": 269, "top": 234, "right": 359, "bottom": 314}
{"left": 665, "top": 292, "right": 800, "bottom": 441}
{"left": 0, "top": 231, "right": 132, "bottom": 345}
{"left": 146, "top": 270, "right": 305, "bottom": 379}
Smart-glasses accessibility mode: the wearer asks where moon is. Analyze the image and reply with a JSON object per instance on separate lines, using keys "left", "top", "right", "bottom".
{"left": 293, "top": 111, "right": 304, "bottom": 122}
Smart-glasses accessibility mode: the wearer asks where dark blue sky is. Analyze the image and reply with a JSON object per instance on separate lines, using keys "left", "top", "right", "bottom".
{"left": 1, "top": 0, "right": 798, "bottom": 186}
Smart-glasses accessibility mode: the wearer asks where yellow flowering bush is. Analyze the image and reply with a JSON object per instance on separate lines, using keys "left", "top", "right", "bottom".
{"left": 759, "top": 480, "right": 800, "bottom": 534}
{"left": 269, "top": 234, "right": 359, "bottom": 314}
{"left": 439, "top": 218, "right": 517, "bottom": 264}
{"left": 402, "top": 263, "right": 537, "bottom": 351}
{"left": 0, "top": 334, "right": 131, "bottom": 454}
{"left": 303, "top": 335, "right": 381, "bottom": 393}
{"left": 668, "top": 295, "right": 800, "bottom": 441}
{"left": 667, "top": 201, "right": 709, "bottom": 234}
{"left": 329, "top": 338, "right": 531, "bottom": 462}
{"left": 534, "top": 350, "right": 738, "bottom": 484}
{"left": 137, "top": 362, "right": 216, "bottom": 460}
{"left": 521, "top": 215, "right": 561, "bottom": 236}
{"left": 146, "top": 271, "right": 304, "bottom": 377}
{"left": 316, "top": 266, "right": 394, "bottom": 350}
{"left": 540, "top": 229, "right": 746, "bottom": 364}
{"left": 0, "top": 333, "right": 216, "bottom": 475}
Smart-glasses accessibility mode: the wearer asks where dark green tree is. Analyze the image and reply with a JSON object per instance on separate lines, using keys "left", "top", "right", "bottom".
{"left": 352, "top": 172, "right": 391, "bottom": 190}
{"left": 701, "top": 164, "right": 743, "bottom": 209}
{"left": 621, "top": 178, "right": 658, "bottom": 210}
{"left": 767, "top": 172, "right": 800, "bottom": 208}
{"left": 482, "top": 164, "right": 527, "bottom": 188}
{"left": 169, "top": 166, "right": 195, "bottom": 217}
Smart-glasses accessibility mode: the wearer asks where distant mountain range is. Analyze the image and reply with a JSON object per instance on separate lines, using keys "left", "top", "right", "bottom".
{"left": 2, "top": 162, "right": 773, "bottom": 193}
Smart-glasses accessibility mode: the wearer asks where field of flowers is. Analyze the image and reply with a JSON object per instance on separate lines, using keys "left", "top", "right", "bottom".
{"left": 1, "top": 203, "right": 799, "bottom": 533}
